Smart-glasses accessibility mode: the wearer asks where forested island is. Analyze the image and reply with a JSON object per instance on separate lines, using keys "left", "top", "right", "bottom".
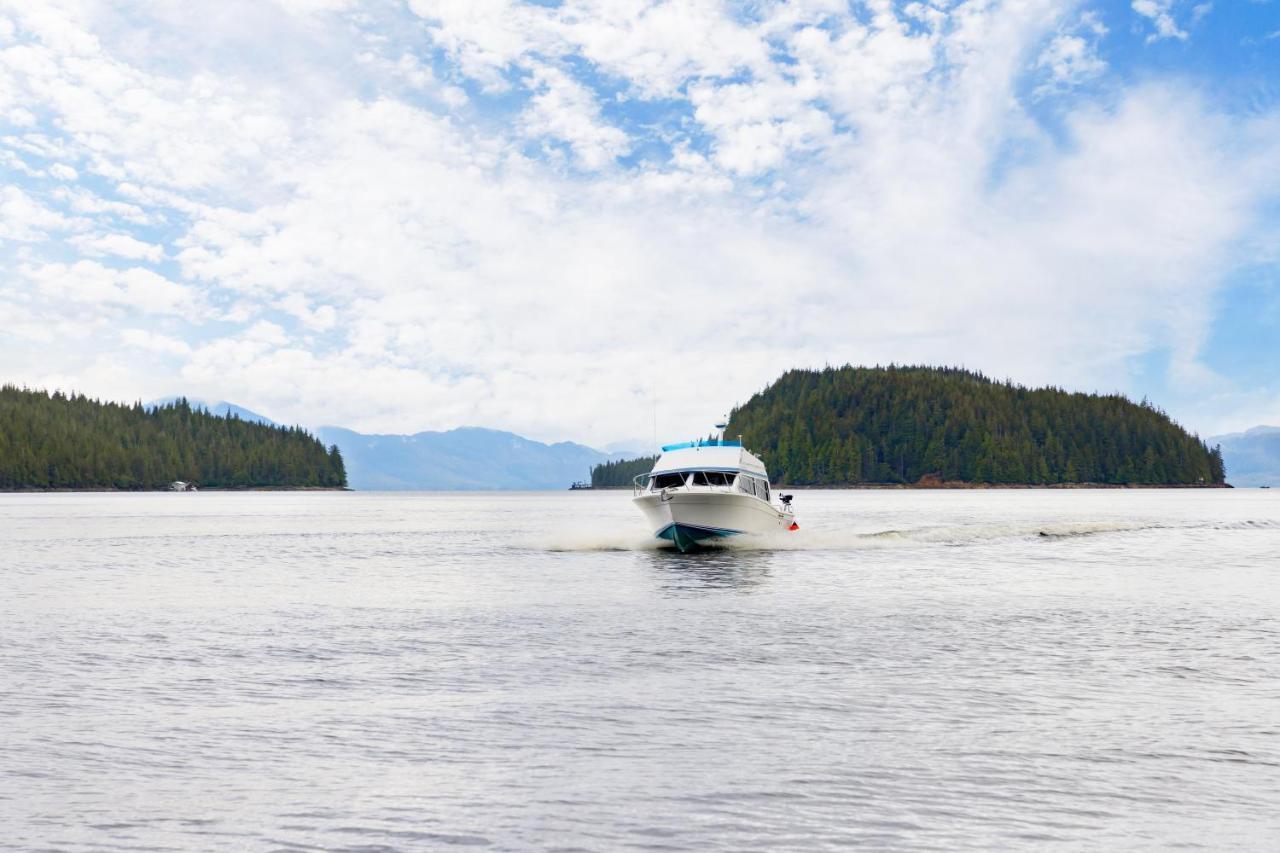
{"left": 591, "top": 455, "right": 657, "bottom": 488}
{"left": 0, "top": 386, "right": 347, "bottom": 490}
{"left": 600, "top": 366, "right": 1226, "bottom": 488}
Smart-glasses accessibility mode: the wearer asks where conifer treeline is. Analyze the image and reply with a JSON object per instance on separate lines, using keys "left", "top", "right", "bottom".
{"left": 720, "top": 366, "right": 1224, "bottom": 486}
{"left": 0, "top": 386, "right": 347, "bottom": 490}
{"left": 591, "top": 455, "right": 657, "bottom": 488}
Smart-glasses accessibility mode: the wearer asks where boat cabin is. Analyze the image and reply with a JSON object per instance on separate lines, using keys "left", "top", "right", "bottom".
{"left": 635, "top": 439, "right": 772, "bottom": 502}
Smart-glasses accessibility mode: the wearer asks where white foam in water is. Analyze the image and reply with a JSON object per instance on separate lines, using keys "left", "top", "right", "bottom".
{"left": 533, "top": 518, "right": 1168, "bottom": 553}
{"left": 528, "top": 526, "right": 669, "bottom": 552}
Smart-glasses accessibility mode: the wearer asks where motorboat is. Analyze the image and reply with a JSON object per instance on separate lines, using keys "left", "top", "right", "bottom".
{"left": 632, "top": 425, "right": 797, "bottom": 552}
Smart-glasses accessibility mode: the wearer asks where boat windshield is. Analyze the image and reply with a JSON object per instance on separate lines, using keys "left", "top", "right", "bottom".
{"left": 650, "top": 471, "right": 737, "bottom": 490}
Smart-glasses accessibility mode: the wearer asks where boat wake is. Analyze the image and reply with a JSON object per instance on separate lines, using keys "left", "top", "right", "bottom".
{"left": 534, "top": 519, "right": 1168, "bottom": 553}
{"left": 533, "top": 529, "right": 670, "bottom": 552}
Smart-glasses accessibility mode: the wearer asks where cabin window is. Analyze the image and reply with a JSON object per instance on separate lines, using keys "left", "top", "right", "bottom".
{"left": 737, "top": 476, "right": 752, "bottom": 495}
{"left": 651, "top": 473, "right": 686, "bottom": 490}
{"left": 688, "top": 471, "right": 735, "bottom": 487}
{"left": 760, "top": 481, "right": 770, "bottom": 502}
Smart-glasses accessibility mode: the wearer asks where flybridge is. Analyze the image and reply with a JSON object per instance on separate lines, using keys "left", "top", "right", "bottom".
{"left": 650, "top": 441, "right": 767, "bottom": 478}
{"left": 660, "top": 439, "right": 742, "bottom": 452}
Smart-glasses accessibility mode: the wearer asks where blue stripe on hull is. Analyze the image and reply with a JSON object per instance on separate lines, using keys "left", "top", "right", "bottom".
{"left": 655, "top": 522, "right": 742, "bottom": 553}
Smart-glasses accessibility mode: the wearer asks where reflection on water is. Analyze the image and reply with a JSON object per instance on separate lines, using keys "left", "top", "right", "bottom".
{"left": 644, "top": 544, "right": 774, "bottom": 593}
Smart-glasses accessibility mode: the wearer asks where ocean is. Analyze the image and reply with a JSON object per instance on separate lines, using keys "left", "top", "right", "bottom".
{"left": 2, "top": 489, "right": 1277, "bottom": 850}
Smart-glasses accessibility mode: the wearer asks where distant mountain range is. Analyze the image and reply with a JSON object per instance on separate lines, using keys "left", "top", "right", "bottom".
{"left": 146, "top": 398, "right": 631, "bottom": 490}
{"left": 315, "top": 425, "right": 623, "bottom": 490}
{"left": 1210, "top": 426, "right": 1280, "bottom": 488}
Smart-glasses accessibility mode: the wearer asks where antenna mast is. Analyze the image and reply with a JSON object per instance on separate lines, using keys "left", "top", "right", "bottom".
{"left": 651, "top": 382, "right": 658, "bottom": 454}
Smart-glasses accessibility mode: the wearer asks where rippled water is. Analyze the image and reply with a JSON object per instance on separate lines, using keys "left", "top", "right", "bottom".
{"left": 2, "top": 489, "right": 1278, "bottom": 850}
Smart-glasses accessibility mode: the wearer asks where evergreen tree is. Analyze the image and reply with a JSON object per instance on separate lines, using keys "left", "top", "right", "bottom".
{"left": 0, "top": 386, "right": 348, "bottom": 490}
{"left": 717, "top": 366, "right": 1224, "bottom": 486}
{"left": 603, "top": 366, "right": 1227, "bottom": 488}
{"left": 591, "top": 456, "right": 658, "bottom": 488}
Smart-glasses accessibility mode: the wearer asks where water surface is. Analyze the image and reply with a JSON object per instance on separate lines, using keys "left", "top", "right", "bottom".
{"left": 2, "top": 490, "right": 1278, "bottom": 850}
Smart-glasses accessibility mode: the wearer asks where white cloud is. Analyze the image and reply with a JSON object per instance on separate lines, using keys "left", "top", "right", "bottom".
{"left": 7, "top": 108, "right": 37, "bottom": 127}
{"left": 51, "top": 186, "right": 151, "bottom": 224}
{"left": 555, "top": 0, "right": 773, "bottom": 98}
{"left": 1036, "top": 12, "right": 1109, "bottom": 94}
{"left": 48, "top": 162, "right": 77, "bottom": 180}
{"left": 71, "top": 232, "right": 164, "bottom": 262}
{"left": 23, "top": 260, "right": 198, "bottom": 317}
{"left": 410, "top": 0, "right": 551, "bottom": 91}
{"left": 1132, "top": 0, "right": 1188, "bottom": 42}
{"left": 1038, "top": 34, "right": 1104, "bottom": 87}
{"left": 243, "top": 319, "right": 289, "bottom": 345}
{"left": 0, "top": 185, "right": 74, "bottom": 240}
{"left": 1, "top": 0, "right": 1278, "bottom": 444}
{"left": 0, "top": 1, "right": 295, "bottom": 193}
{"left": 520, "top": 63, "right": 629, "bottom": 170}
{"left": 276, "top": 293, "right": 337, "bottom": 331}
{"left": 273, "top": 0, "right": 356, "bottom": 15}
{"left": 121, "top": 328, "right": 191, "bottom": 356}
{"left": 688, "top": 76, "right": 834, "bottom": 175}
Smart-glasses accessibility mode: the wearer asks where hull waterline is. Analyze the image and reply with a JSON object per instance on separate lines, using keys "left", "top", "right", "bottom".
{"left": 634, "top": 490, "right": 793, "bottom": 552}
{"left": 655, "top": 522, "right": 741, "bottom": 553}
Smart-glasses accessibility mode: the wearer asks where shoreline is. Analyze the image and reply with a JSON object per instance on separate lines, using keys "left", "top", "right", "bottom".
{"left": 0, "top": 486, "right": 351, "bottom": 493}
{"left": 784, "top": 482, "right": 1234, "bottom": 490}
{"left": 585, "top": 482, "right": 1234, "bottom": 491}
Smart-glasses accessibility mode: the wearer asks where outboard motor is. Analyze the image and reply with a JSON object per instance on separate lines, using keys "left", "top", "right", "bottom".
{"left": 780, "top": 494, "right": 793, "bottom": 509}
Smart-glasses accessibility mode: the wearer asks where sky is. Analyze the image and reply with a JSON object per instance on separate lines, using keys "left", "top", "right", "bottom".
{"left": 1, "top": 0, "right": 1278, "bottom": 449}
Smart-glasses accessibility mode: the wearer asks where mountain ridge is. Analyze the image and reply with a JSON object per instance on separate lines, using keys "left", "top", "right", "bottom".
{"left": 147, "top": 398, "right": 624, "bottom": 490}
{"left": 1209, "top": 425, "right": 1280, "bottom": 488}
{"left": 314, "top": 424, "right": 617, "bottom": 490}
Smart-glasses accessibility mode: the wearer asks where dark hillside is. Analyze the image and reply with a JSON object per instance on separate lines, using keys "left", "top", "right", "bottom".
{"left": 723, "top": 366, "right": 1224, "bottom": 487}
{"left": 591, "top": 455, "right": 657, "bottom": 488}
{"left": 0, "top": 386, "right": 346, "bottom": 490}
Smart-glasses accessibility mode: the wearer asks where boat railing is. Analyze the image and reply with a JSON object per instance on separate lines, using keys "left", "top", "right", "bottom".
{"left": 633, "top": 473, "right": 649, "bottom": 497}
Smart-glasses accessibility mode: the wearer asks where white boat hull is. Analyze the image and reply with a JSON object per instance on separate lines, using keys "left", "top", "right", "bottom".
{"left": 633, "top": 490, "right": 794, "bottom": 551}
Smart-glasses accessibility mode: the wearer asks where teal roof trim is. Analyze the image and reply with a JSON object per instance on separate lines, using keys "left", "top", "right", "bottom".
{"left": 660, "top": 439, "right": 742, "bottom": 452}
